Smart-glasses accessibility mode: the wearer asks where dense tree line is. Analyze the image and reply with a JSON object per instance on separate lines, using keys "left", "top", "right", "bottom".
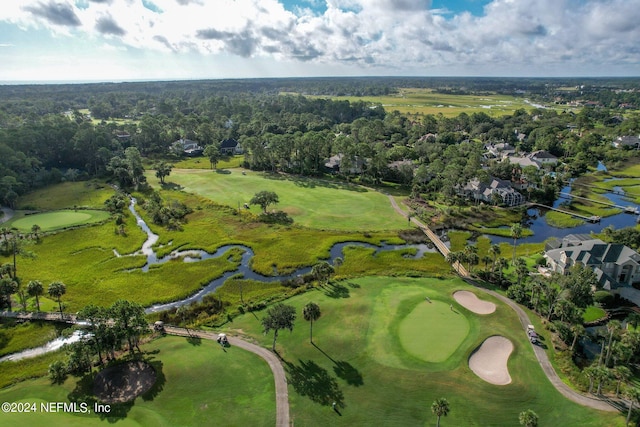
{"left": 0, "top": 78, "right": 638, "bottom": 207}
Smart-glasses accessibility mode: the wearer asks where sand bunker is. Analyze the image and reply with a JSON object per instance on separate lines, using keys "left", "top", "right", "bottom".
{"left": 469, "top": 336, "right": 513, "bottom": 385}
{"left": 453, "top": 291, "right": 496, "bottom": 314}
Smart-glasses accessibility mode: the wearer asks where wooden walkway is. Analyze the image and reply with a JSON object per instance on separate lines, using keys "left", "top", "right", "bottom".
{"left": 386, "top": 195, "right": 468, "bottom": 276}
{"left": 530, "top": 202, "right": 601, "bottom": 222}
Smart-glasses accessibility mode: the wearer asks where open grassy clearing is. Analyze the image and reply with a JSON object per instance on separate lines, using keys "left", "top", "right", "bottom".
{"left": 7, "top": 210, "right": 111, "bottom": 232}
{"left": 290, "top": 88, "right": 557, "bottom": 117}
{"left": 224, "top": 276, "right": 623, "bottom": 426}
{"left": 0, "top": 336, "right": 275, "bottom": 426}
{"left": 16, "top": 181, "right": 114, "bottom": 210}
{"left": 151, "top": 168, "right": 408, "bottom": 230}
{"left": 172, "top": 155, "right": 244, "bottom": 170}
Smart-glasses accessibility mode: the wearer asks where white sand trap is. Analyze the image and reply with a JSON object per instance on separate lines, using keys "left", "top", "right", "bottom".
{"left": 469, "top": 336, "right": 514, "bottom": 385}
{"left": 453, "top": 290, "right": 496, "bottom": 314}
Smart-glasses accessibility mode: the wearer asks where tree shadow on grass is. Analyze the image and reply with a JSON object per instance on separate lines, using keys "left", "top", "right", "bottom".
{"left": 68, "top": 371, "right": 134, "bottom": 422}
{"left": 140, "top": 359, "right": 165, "bottom": 402}
{"left": 186, "top": 336, "right": 202, "bottom": 346}
{"left": 215, "top": 169, "right": 232, "bottom": 174}
{"left": 323, "top": 283, "right": 350, "bottom": 299}
{"left": 284, "top": 359, "right": 345, "bottom": 409}
{"left": 312, "top": 343, "right": 364, "bottom": 387}
{"left": 161, "top": 182, "right": 183, "bottom": 191}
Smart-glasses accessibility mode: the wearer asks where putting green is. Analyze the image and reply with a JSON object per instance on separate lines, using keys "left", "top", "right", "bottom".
{"left": 9, "top": 210, "right": 111, "bottom": 232}
{"left": 398, "top": 300, "right": 470, "bottom": 362}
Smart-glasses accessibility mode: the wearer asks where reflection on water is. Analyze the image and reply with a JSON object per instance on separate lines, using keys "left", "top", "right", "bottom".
{"left": 487, "top": 182, "right": 640, "bottom": 245}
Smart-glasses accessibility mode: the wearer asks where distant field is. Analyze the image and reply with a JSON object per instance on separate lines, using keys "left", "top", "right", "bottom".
{"left": 173, "top": 155, "right": 244, "bottom": 169}
{"left": 153, "top": 168, "right": 408, "bottom": 230}
{"left": 292, "top": 88, "right": 566, "bottom": 117}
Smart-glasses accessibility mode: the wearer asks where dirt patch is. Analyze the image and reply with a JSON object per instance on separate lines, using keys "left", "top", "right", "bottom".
{"left": 469, "top": 336, "right": 513, "bottom": 385}
{"left": 94, "top": 360, "right": 156, "bottom": 403}
{"left": 453, "top": 290, "right": 496, "bottom": 314}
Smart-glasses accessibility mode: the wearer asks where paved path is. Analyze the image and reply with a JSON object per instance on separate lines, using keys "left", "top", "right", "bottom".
{"left": 0, "top": 207, "right": 15, "bottom": 224}
{"left": 387, "top": 195, "right": 619, "bottom": 412}
{"left": 163, "top": 326, "right": 290, "bottom": 426}
{"left": 0, "top": 312, "right": 291, "bottom": 424}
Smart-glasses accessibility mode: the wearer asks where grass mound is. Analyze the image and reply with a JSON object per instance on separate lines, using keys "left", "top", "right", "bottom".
{"left": 398, "top": 300, "right": 470, "bottom": 362}
{"left": 9, "top": 210, "right": 111, "bottom": 232}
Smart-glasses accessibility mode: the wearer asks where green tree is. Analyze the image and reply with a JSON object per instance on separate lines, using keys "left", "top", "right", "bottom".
{"left": 510, "top": 223, "right": 523, "bottom": 265}
{"left": 518, "top": 409, "right": 539, "bottom": 427}
{"left": 250, "top": 190, "right": 279, "bottom": 213}
{"left": 203, "top": 143, "right": 221, "bottom": 170}
{"left": 30, "top": 224, "right": 42, "bottom": 242}
{"left": 110, "top": 299, "right": 148, "bottom": 356}
{"left": 261, "top": 303, "right": 296, "bottom": 351}
{"left": 303, "top": 302, "right": 321, "bottom": 344}
{"left": 154, "top": 161, "right": 172, "bottom": 184}
{"left": 613, "top": 365, "right": 632, "bottom": 398}
{"left": 311, "top": 261, "right": 334, "bottom": 285}
{"left": 27, "top": 280, "right": 43, "bottom": 312}
{"left": 77, "top": 304, "right": 108, "bottom": 365}
{"left": 47, "top": 281, "right": 66, "bottom": 318}
{"left": 623, "top": 385, "right": 640, "bottom": 425}
{"left": 431, "top": 397, "right": 450, "bottom": 427}
{"left": 48, "top": 360, "right": 67, "bottom": 384}
{"left": 0, "top": 278, "right": 18, "bottom": 312}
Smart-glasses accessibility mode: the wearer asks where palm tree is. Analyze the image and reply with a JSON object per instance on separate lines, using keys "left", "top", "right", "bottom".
{"left": 488, "top": 243, "right": 501, "bottom": 273}
{"left": 613, "top": 365, "right": 631, "bottom": 398}
{"left": 302, "top": 302, "right": 321, "bottom": 344}
{"left": 514, "top": 257, "right": 529, "bottom": 287}
{"left": 463, "top": 245, "right": 478, "bottom": 273}
{"left": 519, "top": 409, "right": 539, "bottom": 427}
{"left": 47, "top": 281, "right": 66, "bottom": 318}
{"left": 27, "top": 280, "right": 44, "bottom": 312}
{"left": 510, "top": 223, "right": 523, "bottom": 264}
{"left": 623, "top": 385, "right": 640, "bottom": 425}
{"left": 431, "top": 398, "right": 450, "bottom": 427}
{"left": 604, "top": 320, "right": 622, "bottom": 366}
{"left": 31, "top": 224, "right": 42, "bottom": 242}
{"left": 570, "top": 324, "right": 585, "bottom": 352}
{"left": 311, "top": 261, "right": 334, "bottom": 285}
{"left": 495, "top": 257, "right": 508, "bottom": 283}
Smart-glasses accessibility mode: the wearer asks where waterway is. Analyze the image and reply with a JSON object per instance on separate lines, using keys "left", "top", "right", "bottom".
{"left": 117, "top": 198, "right": 440, "bottom": 313}
{"left": 0, "top": 330, "right": 86, "bottom": 363}
{"left": 486, "top": 173, "right": 640, "bottom": 245}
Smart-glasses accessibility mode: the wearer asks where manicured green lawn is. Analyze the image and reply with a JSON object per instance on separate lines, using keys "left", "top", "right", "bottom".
{"left": 583, "top": 306, "right": 607, "bottom": 323}
{"left": 7, "top": 210, "right": 111, "bottom": 232}
{"left": 224, "top": 276, "right": 625, "bottom": 426}
{"left": 151, "top": 168, "right": 407, "bottom": 230}
{"left": 0, "top": 336, "right": 275, "bottom": 426}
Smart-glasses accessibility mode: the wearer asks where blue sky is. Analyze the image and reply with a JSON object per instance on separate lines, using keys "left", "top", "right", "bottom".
{"left": 0, "top": 0, "right": 638, "bottom": 83}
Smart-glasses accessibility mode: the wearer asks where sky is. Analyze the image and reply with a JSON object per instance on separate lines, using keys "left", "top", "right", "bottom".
{"left": 0, "top": 0, "right": 638, "bottom": 83}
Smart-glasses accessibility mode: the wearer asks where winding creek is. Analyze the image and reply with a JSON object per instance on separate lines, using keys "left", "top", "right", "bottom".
{"left": 2, "top": 197, "right": 441, "bottom": 362}
{"left": 7, "top": 167, "right": 638, "bottom": 361}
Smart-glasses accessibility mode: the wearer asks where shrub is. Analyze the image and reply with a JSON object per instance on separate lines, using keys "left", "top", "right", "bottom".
{"left": 593, "top": 291, "right": 614, "bottom": 307}
{"left": 48, "top": 360, "right": 68, "bottom": 384}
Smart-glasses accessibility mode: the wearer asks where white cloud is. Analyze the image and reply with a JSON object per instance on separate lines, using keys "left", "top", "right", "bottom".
{"left": 0, "top": 0, "right": 638, "bottom": 78}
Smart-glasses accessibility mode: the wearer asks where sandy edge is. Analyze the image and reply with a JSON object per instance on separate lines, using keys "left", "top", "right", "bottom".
{"left": 469, "top": 336, "right": 513, "bottom": 385}
{"left": 453, "top": 290, "right": 496, "bottom": 314}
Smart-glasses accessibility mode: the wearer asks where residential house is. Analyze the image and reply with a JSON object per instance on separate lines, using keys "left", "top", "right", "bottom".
{"left": 529, "top": 150, "right": 559, "bottom": 167}
{"left": 458, "top": 177, "right": 525, "bottom": 207}
{"left": 612, "top": 135, "right": 640, "bottom": 149}
{"left": 220, "top": 138, "right": 243, "bottom": 155}
{"left": 172, "top": 139, "right": 203, "bottom": 156}
{"left": 324, "top": 153, "right": 365, "bottom": 174}
{"left": 544, "top": 235, "right": 640, "bottom": 290}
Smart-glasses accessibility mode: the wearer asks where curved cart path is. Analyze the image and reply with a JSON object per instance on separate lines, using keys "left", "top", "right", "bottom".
{"left": 387, "top": 195, "right": 619, "bottom": 412}
{"left": 164, "top": 326, "right": 290, "bottom": 426}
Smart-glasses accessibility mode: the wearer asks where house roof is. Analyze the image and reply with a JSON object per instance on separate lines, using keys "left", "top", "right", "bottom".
{"left": 220, "top": 138, "right": 239, "bottom": 149}
{"left": 529, "top": 150, "right": 558, "bottom": 160}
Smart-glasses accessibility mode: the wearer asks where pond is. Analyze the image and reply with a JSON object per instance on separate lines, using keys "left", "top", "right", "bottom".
{"left": 486, "top": 181, "right": 640, "bottom": 245}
